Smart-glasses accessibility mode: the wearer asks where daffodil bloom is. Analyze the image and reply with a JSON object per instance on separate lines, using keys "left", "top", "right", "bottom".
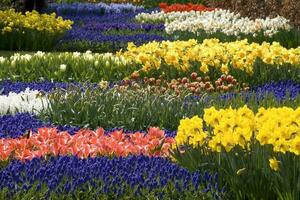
{"left": 176, "top": 106, "right": 300, "bottom": 155}
{"left": 236, "top": 168, "right": 246, "bottom": 175}
{"left": 269, "top": 158, "right": 280, "bottom": 171}
{"left": 175, "top": 115, "right": 207, "bottom": 148}
{"left": 0, "top": 9, "right": 73, "bottom": 34}
{"left": 121, "top": 39, "right": 300, "bottom": 75}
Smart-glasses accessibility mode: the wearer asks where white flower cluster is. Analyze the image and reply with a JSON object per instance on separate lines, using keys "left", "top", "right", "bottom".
{"left": 9, "top": 53, "right": 33, "bottom": 67}
{"left": 136, "top": 9, "right": 291, "bottom": 37}
{"left": 135, "top": 10, "right": 200, "bottom": 23}
{"left": 5, "top": 50, "right": 129, "bottom": 69}
{"left": 0, "top": 89, "right": 48, "bottom": 115}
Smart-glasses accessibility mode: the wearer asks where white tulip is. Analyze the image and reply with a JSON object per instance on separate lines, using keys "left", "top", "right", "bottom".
{"left": 35, "top": 51, "right": 45, "bottom": 57}
{"left": 60, "top": 64, "right": 67, "bottom": 72}
{"left": 0, "top": 57, "right": 6, "bottom": 64}
{"left": 105, "top": 61, "right": 110, "bottom": 67}
{"left": 73, "top": 52, "right": 81, "bottom": 57}
{"left": 94, "top": 60, "right": 99, "bottom": 67}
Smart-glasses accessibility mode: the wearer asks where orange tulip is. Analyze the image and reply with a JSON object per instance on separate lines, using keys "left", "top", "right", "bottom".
{"left": 0, "top": 127, "right": 175, "bottom": 161}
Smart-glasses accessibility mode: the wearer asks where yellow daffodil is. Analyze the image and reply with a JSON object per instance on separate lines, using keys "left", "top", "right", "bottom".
{"left": 120, "top": 39, "right": 300, "bottom": 75}
{"left": 269, "top": 157, "right": 280, "bottom": 171}
{"left": 0, "top": 9, "right": 73, "bottom": 35}
{"left": 176, "top": 106, "right": 300, "bottom": 155}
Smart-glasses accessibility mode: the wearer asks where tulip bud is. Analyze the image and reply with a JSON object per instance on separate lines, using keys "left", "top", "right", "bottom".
{"left": 181, "top": 77, "right": 188, "bottom": 84}
{"left": 190, "top": 72, "right": 198, "bottom": 80}
{"left": 221, "top": 74, "right": 226, "bottom": 81}
{"left": 226, "top": 75, "right": 233, "bottom": 83}
{"left": 131, "top": 71, "right": 139, "bottom": 80}
{"left": 196, "top": 77, "right": 202, "bottom": 82}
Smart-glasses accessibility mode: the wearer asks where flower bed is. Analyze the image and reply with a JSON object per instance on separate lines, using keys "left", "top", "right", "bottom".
{"left": 136, "top": 8, "right": 300, "bottom": 48}
{"left": 0, "top": 2, "right": 299, "bottom": 199}
{"left": 0, "top": 127, "right": 174, "bottom": 160}
{"left": 120, "top": 39, "right": 300, "bottom": 85}
{"left": 0, "top": 9, "right": 73, "bottom": 51}
{"left": 0, "top": 156, "right": 223, "bottom": 199}
{"left": 48, "top": 2, "right": 144, "bottom": 15}
{"left": 174, "top": 106, "right": 300, "bottom": 199}
{"left": 159, "top": 2, "right": 215, "bottom": 13}
{"left": 58, "top": 13, "right": 169, "bottom": 52}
